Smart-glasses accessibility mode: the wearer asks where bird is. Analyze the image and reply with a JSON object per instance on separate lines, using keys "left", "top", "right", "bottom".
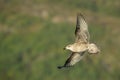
{"left": 64, "top": 13, "right": 100, "bottom": 54}
{"left": 57, "top": 13, "right": 100, "bottom": 69}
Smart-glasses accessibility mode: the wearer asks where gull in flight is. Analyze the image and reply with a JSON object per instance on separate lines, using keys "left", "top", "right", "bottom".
{"left": 58, "top": 13, "right": 100, "bottom": 69}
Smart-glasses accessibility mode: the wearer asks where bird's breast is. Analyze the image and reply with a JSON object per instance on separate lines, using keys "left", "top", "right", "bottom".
{"left": 72, "top": 44, "right": 88, "bottom": 52}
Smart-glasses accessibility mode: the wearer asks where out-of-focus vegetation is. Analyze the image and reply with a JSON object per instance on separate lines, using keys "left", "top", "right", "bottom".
{"left": 0, "top": 0, "right": 120, "bottom": 80}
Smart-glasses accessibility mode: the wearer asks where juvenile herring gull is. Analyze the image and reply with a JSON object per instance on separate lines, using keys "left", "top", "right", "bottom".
{"left": 58, "top": 13, "right": 100, "bottom": 69}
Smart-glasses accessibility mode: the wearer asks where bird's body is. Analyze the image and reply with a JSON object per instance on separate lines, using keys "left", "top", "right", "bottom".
{"left": 58, "top": 13, "right": 100, "bottom": 69}
{"left": 66, "top": 42, "right": 88, "bottom": 52}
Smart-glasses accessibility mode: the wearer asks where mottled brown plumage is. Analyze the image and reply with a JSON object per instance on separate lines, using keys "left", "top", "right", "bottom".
{"left": 64, "top": 13, "right": 100, "bottom": 53}
{"left": 58, "top": 52, "right": 85, "bottom": 69}
{"left": 58, "top": 13, "right": 100, "bottom": 69}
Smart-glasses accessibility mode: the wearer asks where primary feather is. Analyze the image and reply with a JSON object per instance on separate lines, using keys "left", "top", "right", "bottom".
{"left": 58, "top": 52, "right": 85, "bottom": 69}
{"left": 75, "top": 13, "right": 90, "bottom": 43}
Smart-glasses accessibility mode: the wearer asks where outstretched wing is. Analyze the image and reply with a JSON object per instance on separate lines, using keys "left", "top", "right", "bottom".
{"left": 58, "top": 52, "right": 85, "bottom": 69}
{"left": 75, "top": 13, "right": 90, "bottom": 43}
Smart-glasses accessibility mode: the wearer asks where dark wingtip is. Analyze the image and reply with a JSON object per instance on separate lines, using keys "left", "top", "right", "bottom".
{"left": 57, "top": 66, "right": 64, "bottom": 69}
{"left": 76, "top": 13, "right": 80, "bottom": 27}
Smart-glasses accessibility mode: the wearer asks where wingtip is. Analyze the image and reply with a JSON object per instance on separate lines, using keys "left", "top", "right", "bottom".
{"left": 77, "top": 12, "right": 83, "bottom": 16}
{"left": 77, "top": 12, "right": 85, "bottom": 19}
{"left": 57, "top": 66, "right": 64, "bottom": 69}
{"left": 76, "top": 12, "right": 84, "bottom": 27}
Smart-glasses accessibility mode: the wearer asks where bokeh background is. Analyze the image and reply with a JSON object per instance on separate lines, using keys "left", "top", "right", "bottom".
{"left": 0, "top": 0, "right": 120, "bottom": 80}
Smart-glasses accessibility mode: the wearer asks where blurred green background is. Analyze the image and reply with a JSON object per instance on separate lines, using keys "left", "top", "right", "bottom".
{"left": 0, "top": 0, "right": 120, "bottom": 80}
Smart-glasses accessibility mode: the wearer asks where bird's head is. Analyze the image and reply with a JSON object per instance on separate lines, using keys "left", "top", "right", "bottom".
{"left": 64, "top": 44, "right": 73, "bottom": 51}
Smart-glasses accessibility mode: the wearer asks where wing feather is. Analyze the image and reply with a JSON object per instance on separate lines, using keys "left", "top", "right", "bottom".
{"left": 58, "top": 52, "right": 85, "bottom": 69}
{"left": 75, "top": 13, "right": 90, "bottom": 43}
{"left": 64, "top": 52, "right": 84, "bottom": 67}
